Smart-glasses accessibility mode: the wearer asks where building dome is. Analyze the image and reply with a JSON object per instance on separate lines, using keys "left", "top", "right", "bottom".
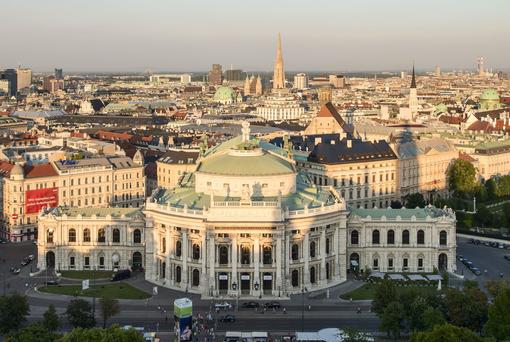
{"left": 479, "top": 89, "right": 500, "bottom": 111}
{"left": 213, "top": 86, "right": 237, "bottom": 104}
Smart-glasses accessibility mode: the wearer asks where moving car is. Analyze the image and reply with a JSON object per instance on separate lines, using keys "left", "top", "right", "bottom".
{"left": 264, "top": 301, "right": 282, "bottom": 309}
{"left": 215, "top": 302, "right": 232, "bottom": 310}
{"left": 46, "top": 279, "right": 60, "bottom": 285}
{"left": 241, "top": 301, "right": 260, "bottom": 309}
{"left": 111, "top": 269, "right": 131, "bottom": 281}
{"left": 219, "top": 314, "right": 236, "bottom": 323}
{"left": 11, "top": 268, "right": 21, "bottom": 275}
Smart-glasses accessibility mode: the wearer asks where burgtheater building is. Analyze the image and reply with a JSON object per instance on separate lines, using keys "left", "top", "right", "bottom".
{"left": 144, "top": 123, "right": 348, "bottom": 297}
{"left": 36, "top": 123, "right": 457, "bottom": 298}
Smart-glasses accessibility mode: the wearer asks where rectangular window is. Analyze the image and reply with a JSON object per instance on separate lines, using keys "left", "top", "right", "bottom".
{"left": 403, "top": 258, "right": 408, "bottom": 268}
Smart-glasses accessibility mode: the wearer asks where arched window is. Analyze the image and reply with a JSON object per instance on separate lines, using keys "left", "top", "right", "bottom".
{"left": 325, "top": 238, "right": 330, "bottom": 254}
{"left": 112, "top": 228, "right": 120, "bottom": 243}
{"left": 97, "top": 228, "right": 106, "bottom": 243}
{"left": 133, "top": 229, "right": 141, "bottom": 244}
{"left": 387, "top": 230, "right": 395, "bottom": 245}
{"left": 291, "top": 244, "right": 299, "bottom": 260}
{"left": 192, "top": 269, "right": 200, "bottom": 286}
{"left": 46, "top": 230, "right": 53, "bottom": 243}
{"left": 373, "top": 257, "right": 379, "bottom": 270}
{"left": 417, "top": 230, "right": 425, "bottom": 245}
{"left": 310, "top": 266, "right": 316, "bottom": 284}
{"left": 99, "top": 255, "right": 105, "bottom": 268}
{"left": 175, "top": 266, "right": 181, "bottom": 283}
{"left": 263, "top": 246, "right": 272, "bottom": 265}
{"left": 192, "top": 243, "right": 200, "bottom": 260}
{"left": 291, "top": 270, "right": 299, "bottom": 287}
{"left": 83, "top": 228, "right": 91, "bottom": 242}
{"left": 175, "top": 240, "right": 182, "bottom": 257}
{"left": 68, "top": 228, "right": 76, "bottom": 243}
{"left": 372, "top": 230, "right": 380, "bottom": 244}
{"left": 310, "top": 241, "right": 316, "bottom": 258}
{"left": 439, "top": 230, "right": 447, "bottom": 245}
{"left": 402, "top": 230, "right": 410, "bottom": 245}
{"left": 219, "top": 246, "right": 228, "bottom": 265}
{"left": 351, "top": 230, "right": 359, "bottom": 245}
{"left": 241, "top": 245, "right": 251, "bottom": 265}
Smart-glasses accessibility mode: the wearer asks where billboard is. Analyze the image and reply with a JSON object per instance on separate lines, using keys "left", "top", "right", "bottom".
{"left": 25, "top": 188, "right": 58, "bottom": 214}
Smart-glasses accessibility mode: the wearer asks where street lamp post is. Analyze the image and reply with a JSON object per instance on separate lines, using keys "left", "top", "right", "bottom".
{"left": 301, "top": 287, "right": 307, "bottom": 332}
{"left": 254, "top": 281, "right": 260, "bottom": 299}
{"left": 92, "top": 266, "right": 96, "bottom": 321}
{"left": 232, "top": 282, "right": 239, "bottom": 312}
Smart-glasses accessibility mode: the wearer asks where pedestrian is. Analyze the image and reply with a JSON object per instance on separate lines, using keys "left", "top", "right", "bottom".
{"left": 283, "top": 307, "right": 287, "bottom": 314}
{"left": 308, "top": 304, "right": 311, "bottom": 311}
{"left": 357, "top": 307, "right": 361, "bottom": 314}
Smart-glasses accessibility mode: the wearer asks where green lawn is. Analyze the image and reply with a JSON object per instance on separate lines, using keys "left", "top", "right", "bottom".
{"left": 340, "top": 283, "right": 438, "bottom": 300}
{"left": 60, "top": 270, "right": 113, "bottom": 280}
{"left": 39, "top": 282, "right": 151, "bottom": 300}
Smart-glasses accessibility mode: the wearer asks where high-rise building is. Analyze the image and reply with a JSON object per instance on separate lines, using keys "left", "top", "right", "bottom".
{"left": 0, "top": 80, "right": 9, "bottom": 95}
{"left": 55, "top": 68, "right": 63, "bottom": 80}
{"left": 477, "top": 57, "right": 485, "bottom": 76}
{"left": 272, "top": 33, "right": 285, "bottom": 90}
{"left": 2, "top": 69, "right": 17, "bottom": 97}
{"left": 43, "top": 75, "right": 64, "bottom": 93}
{"left": 208, "top": 64, "right": 223, "bottom": 85}
{"left": 434, "top": 65, "right": 441, "bottom": 77}
{"left": 293, "top": 73, "right": 308, "bottom": 89}
{"left": 329, "top": 75, "right": 346, "bottom": 88}
{"left": 16, "top": 68, "right": 32, "bottom": 90}
{"left": 224, "top": 69, "right": 244, "bottom": 81}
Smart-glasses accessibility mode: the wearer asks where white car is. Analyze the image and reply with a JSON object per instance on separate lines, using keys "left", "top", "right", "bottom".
{"left": 214, "top": 302, "right": 232, "bottom": 310}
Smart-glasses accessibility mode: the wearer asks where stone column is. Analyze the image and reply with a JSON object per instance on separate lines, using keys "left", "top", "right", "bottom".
{"left": 200, "top": 232, "right": 207, "bottom": 289}
{"left": 182, "top": 229, "right": 188, "bottom": 289}
{"left": 254, "top": 236, "right": 260, "bottom": 296}
{"left": 166, "top": 227, "right": 171, "bottom": 283}
{"left": 320, "top": 228, "right": 326, "bottom": 285}
{"left": 231, "top": 236, "right": 238, "bottom": 294}
{"left": 207, "top": 229, "right": 216, "bottom": 296}
{"left": 276, "top": 234, "right": 282, "bottom": 296}
{"left": 285, "top": 233, "right": 290, "bottom": 290}
{"left": 333, "top": 225, "right": 339, "bottom": 280}
{"left": 303, "top": 232, "right": 310, "bottom": 288}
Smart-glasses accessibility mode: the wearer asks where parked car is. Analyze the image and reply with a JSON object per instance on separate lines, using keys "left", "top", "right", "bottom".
{"left": 11, "top": 268, "right": 21, "bottom": 275}
{"left": 27, "top": 255, "right": 35, "bottom": 261}
{"left": 46, "top": 279, "right": 60, "bottom": 285}
{"left": 264, "top": 301, "right": 282, "bottom": 309}
{"left": 219, "top": 314, "right": 236, "bottom": 323}
{"left": 20, "top": 258, "right": 31, "bottom": 266}
{"left": 457, "top": 255, "right": 464, "bottom": 262}
{"left": 471, "top": 267, "right": 482, "bottom": 276}
{"left": 241, "top": 301, "right": 260, "bottom": 309}
{"left": 111, "top": 269, "right": 131, "bottom": 281}
{"left": 498, "top": 243, "right": 505, "bottom": 249}
{"left": 504, "top": 255, "right": 510, "bottom": 261}
{"left": 214, "top": 302, "right": 232, "bottom": 310}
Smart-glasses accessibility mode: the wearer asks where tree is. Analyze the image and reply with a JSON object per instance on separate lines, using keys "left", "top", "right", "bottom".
{"left": 410, "top": 324, "right": 483, "bottom": 342}
{"left": 42, "top": 304, "right": 60, "bottom": 332}
{"left": 484, "top": 178, "right": 498, "bottom": 201}
{"left": 65, "top": 299, "right": 95, "bottom": 329}
{"left": 4, "top": 324, "right": 60, "bottom": 342}
{"left": 447, "top": 159, "right": 478, "bottom": 196}
{"left": 0, "top": 294, "right": 30, "bottom": 334}
{"left": 98, "top": 296, "right": 120, "bottom": 328}
{"left": 58, "top": 326, "right": 144, "bottom": 342}
{"left": 390, "top": 200, "right": 402, "bottom": 209}
{"left": 405, "top": 193, "right": 426, "bottom": 208}
{"left": 444, "top": 287, "right": 488, "bottom": 333}
{"left": 379, "top": 301, "right": 405, "bottom": 340}
{"left": 371, "top": 279, "right": 398, "bottom": 314}
{"left": 485, "top": 279, "right": 510, "bottom": 298}
{"left": 421, "top": 306, "right": 446, "bottom": 331}
{"left": 484, "top": 288, "right": 510, "bottom": 340}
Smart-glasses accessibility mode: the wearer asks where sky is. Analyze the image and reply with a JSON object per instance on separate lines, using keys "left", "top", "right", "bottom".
{"left": 2, "top": 0, "right": 509, "bottom": 72}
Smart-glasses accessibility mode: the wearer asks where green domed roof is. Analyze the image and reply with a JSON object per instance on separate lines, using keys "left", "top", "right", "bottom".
{"left": 434, "top": 103, "right": 447, "bottom": 114}
{"left": 480, "top": 89, "right": 500, "bottom": 101}
{"left": 197, "top": 149, "right": 295, "bottom": 176}
{"left": 213, "top": 86, "right": 236, "bottom": 101}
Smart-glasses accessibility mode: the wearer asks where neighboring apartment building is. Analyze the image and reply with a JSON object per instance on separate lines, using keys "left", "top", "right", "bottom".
{"left": 156, "top": 150, "right": 199, "bottom": 189}
{"left": 396, "top": 138, "right": 458, "bottom": 202}
{"left": 471, "top": 140, "right": 510, "bottom": 180}
{"left": 37, "top": 207, "right": 145, "bottom": 271}
{"left": 347, "top": 207, "right": 457, "bottom": 273}
{"left": 2, "top": 152, "right": 145, "bottom": 241}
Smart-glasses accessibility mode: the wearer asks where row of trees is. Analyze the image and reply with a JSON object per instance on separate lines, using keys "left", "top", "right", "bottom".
{"left": 0, "top": 293, "right": 133, "bottom": 342}
{"left": 372, "top": 279, "right": 510, "bottom": 340}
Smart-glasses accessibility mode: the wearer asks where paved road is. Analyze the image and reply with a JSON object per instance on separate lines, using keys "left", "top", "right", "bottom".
{"left": 456, "top": 237, "right": 510, "bottom": 281}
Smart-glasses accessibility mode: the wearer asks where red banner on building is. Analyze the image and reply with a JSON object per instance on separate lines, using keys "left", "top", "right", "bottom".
{"left": 25, "top": 188, "right": 58, "bottom": 214}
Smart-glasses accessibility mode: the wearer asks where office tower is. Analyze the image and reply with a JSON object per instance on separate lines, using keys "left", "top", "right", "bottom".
{"left": 294, "top": 73, "right": 308, "bottom": 89}
{"left": 55, "top": 68, "right": 63, "bottom": 80}
{"left": 208, "top": 64, "right": 223, "bottom": 85}
{"left": 478, "top": 57, "right": 485, "bottom": 76}
{"left": 272, "top": 33, "right": 285, "bottom": 90}
{"left": 3, "top": 69, "right": 17, "bottom": 97}
{"left": 329, "top": 75, "right": 346, "bottom": 88}
{"left": 434, "top": 65, "right": 441, "bottom": 77}
{"left": 224, "top": 69, "right": 244, "bottom": 81}
{"left": 16, "top": 68, "right": 32, "bottom": 90}
{"left": 43, "top": 75, "right": 64, "bottom": 93}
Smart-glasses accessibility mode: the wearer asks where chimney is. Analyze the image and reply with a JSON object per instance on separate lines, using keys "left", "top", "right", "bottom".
{"left": 314, "top": 137, "right": 322, "bottom": 145}
{"left": 347, "top": 140, "right": 352, "bottom": 148}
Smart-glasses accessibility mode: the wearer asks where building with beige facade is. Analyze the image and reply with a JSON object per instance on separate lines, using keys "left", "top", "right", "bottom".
{"left": 36, "top": 207, "right": 145, "bottom": 271}
{"left": 396, "top": 138, "right": 458, "bottom": 202}
{"left": 471, "top": 140, "right": 510, "bottom": 180}
{"left": 347, "top": 207, "right": 456, "bottom": 273}
{"left": 2, "top": 152, "right": 145, "bottom": 241}
{"left": 157, "top": 150, "right": 199, "bottom": 190}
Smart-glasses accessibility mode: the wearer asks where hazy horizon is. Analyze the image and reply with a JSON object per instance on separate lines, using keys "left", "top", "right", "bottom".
{"left": 2, "top": 0, "right": 509, "bottom": 73}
